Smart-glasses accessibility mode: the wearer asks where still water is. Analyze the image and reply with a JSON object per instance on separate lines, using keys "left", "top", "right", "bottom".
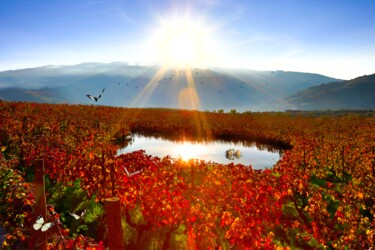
{"left": 117, "top": 135, "right": 281, "bottom": 169}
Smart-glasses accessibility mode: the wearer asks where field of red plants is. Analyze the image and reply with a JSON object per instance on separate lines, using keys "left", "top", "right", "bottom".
{"left": 0, "top": 100, "right": 374, "bottom": 249}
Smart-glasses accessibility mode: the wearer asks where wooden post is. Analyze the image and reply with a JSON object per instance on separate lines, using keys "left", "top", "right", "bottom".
{"left": 31, "top": 159, "right": 47, "bottom": 249}
{"left": 105, "top": 197, "right": 125, "bottom": 250}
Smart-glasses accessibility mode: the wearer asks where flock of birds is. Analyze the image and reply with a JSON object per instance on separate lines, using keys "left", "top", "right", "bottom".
{"left": 32, "top": 69, "right": 273, "bottom": 239}
{"left": 84, "top": 68, "right": 270, "bottom": 103}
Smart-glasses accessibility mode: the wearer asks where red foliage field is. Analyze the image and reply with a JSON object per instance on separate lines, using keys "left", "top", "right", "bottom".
{"left": 0, "top": 101, "right": 374, "bottom": 249}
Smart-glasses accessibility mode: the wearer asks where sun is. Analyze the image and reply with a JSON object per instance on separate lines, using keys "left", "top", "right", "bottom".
{"left": 168, "top": 31, "right": 196, "bottom": 65}
{"left": 151, "top": 17, "right": 214, "bottom": 68}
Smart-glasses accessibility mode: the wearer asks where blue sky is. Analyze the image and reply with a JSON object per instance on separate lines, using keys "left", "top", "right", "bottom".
{"left": 0, "top": 0, "right": 374, "bottom": 79}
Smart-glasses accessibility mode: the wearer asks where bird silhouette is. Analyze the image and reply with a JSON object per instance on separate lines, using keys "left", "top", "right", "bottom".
{"left": 86, "top": 88, "right": 105, "bottom": 102}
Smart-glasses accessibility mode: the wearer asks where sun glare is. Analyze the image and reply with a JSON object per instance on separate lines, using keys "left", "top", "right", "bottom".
{"left": 151, "top": 17, "right": 214, "bottom": 68}
{"left": 173, "top": 142, "right": 207, "bottom": 161}
{"left": 169, "top": 31, "right": 196, "bottom": 65}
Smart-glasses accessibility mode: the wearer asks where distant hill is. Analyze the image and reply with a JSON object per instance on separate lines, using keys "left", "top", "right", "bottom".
{"left": 0, "top": 62, "right": 340, "bottom": 111}
{"left": 286, "top": 74, "right": 375, "bottom": 110}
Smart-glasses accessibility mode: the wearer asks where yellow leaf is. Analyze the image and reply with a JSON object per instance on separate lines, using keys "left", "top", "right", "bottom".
{"left": 357, "top": 192, "right": 364, "bottom": 199}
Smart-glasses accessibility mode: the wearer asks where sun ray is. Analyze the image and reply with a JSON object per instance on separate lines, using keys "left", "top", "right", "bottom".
{"left": 129, "top": 66, "right": 168, "bottom": 107}
{"left": 177, "top": 68, "right": 211, "bottom": 139}
{"left": 178, "top": 68, "right": 200, "bottom": 110}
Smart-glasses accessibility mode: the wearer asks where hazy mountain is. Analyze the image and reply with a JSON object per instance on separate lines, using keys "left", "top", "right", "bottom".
{"left": 0, "top": 62, "right": 340, "bottom": 111}
{"left": 286, "top": 74, "right": 375, "bottom": 110}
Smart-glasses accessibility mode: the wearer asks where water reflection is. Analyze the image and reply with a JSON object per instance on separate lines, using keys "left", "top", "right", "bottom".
{"left": 117, "top": 135, "right": 284, "bottom": 169}
{"left": 127, "top": 131, "right": 288, "bottom": 153}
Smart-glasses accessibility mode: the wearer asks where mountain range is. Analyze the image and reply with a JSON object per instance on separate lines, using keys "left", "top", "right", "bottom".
{"left": 0, "top": 62, "right": 372, "bottom": 111}
{"left": 286, "top": 74, "right": 375, "bottom": 110}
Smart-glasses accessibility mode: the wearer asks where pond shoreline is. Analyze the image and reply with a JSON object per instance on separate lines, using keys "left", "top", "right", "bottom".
{"left": 117, "top": 134, "right": 283, "bottom": 168}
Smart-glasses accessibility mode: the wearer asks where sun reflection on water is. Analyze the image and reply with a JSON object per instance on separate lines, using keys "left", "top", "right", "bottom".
{"left": 172, "top": 142, "right": 209, "bottom": 161}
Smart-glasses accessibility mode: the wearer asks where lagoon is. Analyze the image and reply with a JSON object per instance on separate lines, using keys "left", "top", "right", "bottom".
{"left": 117, "top": 135, "right": 282, "bottom": 169}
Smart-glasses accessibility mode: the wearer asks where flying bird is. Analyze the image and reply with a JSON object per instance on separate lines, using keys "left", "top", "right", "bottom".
{"left": 86, "top": 88, "right": 105, "bottom": 102}
{"left": 123, "top": 166, "right": 143, "bottom": 177}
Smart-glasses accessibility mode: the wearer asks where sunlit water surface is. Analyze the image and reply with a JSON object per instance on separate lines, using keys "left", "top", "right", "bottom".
{"left": 117, "top": 136, "right": 281, "bottom": 169}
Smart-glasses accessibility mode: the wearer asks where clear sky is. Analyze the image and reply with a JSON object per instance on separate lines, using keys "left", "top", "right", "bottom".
{"left": 0, "top": 0, "right": 374, "bottom": 79}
